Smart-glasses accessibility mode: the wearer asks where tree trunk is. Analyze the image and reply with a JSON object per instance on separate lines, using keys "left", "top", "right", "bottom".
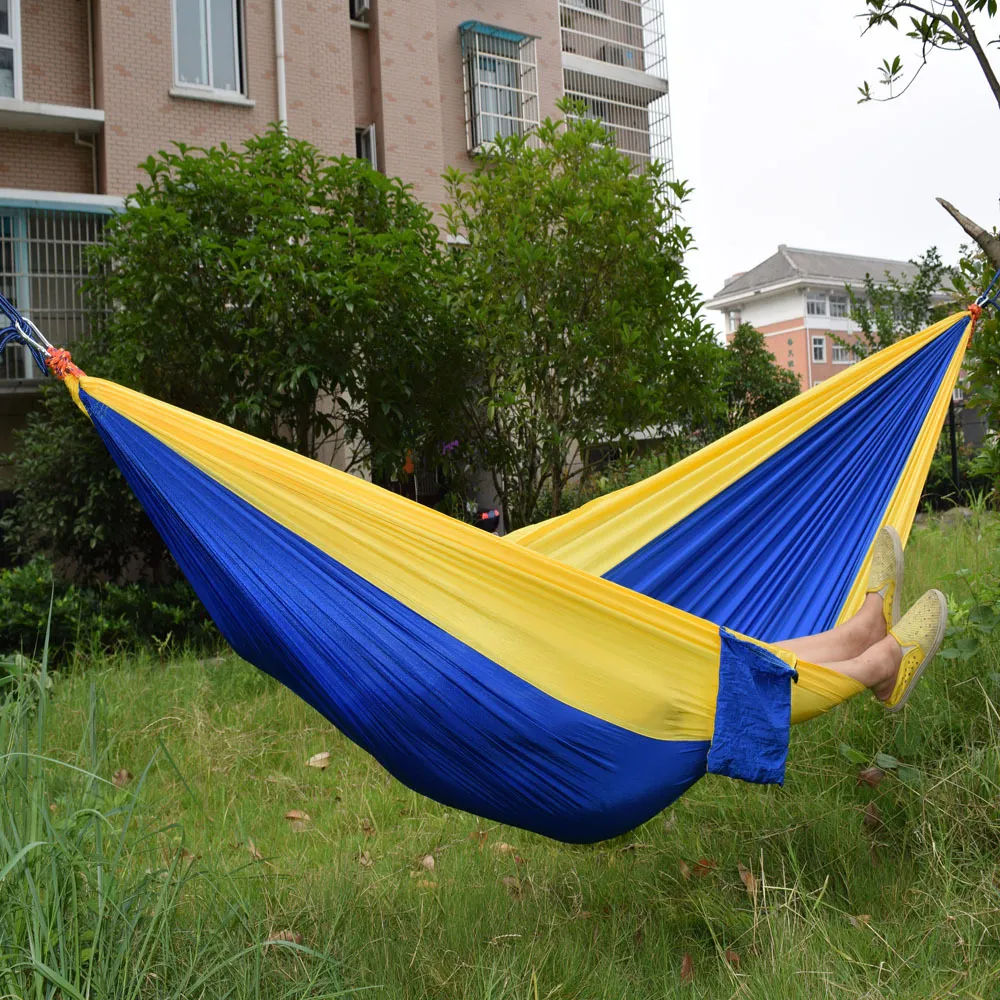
{"left": 937, "top": 197, "right": 1000, "bottom": 273}
{"left": 550, "top": 460, "right": 562, "bottom": 518}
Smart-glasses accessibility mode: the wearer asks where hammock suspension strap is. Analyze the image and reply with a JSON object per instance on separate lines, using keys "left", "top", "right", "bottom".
{"left": 0, "top": 288, "right": 86, "bottom": 380}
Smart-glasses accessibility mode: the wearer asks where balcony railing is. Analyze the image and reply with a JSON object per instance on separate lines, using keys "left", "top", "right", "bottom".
{"left": 559, "top": 0, "right": 667, "bottom": 79}
{"left": 0, "top": 207, "right": 108, "bottom": 385}
{"left": 564, "top": 68, "right": 672, "bottom": 175}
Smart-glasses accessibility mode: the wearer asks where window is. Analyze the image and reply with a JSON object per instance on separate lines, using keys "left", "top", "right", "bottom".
{"left": 0, "top": 206, "right": 109, "bottom": 384}
{"left": 811, "top": 336, "right": 826, "bottom": 363}
{"left": 174, "top": 0, "right": 244, "bottom": 94}
{"left": 806, "top": 292, "right": 827, "bottom": 316}
{"left": 565, "top": 0, "right": 606, "bottom": 9}
{"left": 831, "top": 344, "right": 856, "bottom": 365}
{"left": 726, "top": 309, "right": 741, "bottom": 333}
{"left": 461, "top": 22, "right": 539, "bottom": 151}
{"left": 0, "top": 0, "right": 20, "bottom": 100}
{"left": 350, "top": 0, "right": 370, "bottom": 21}
{"left": 355, "top": 124, "right": 377, "bottom": 169}
{"left": 829, "top": 293, "right": 849, "bottom": 318}
{"left": 953, "top": 385, "right": 964, "bottom": 403}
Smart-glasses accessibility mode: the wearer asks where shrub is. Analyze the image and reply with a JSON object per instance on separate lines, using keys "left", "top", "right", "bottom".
{"left": 921, "top": 440, "right": 994, "bottom": 510}
{"left": 0, "top": 557, "right": 219, "bottom": 664}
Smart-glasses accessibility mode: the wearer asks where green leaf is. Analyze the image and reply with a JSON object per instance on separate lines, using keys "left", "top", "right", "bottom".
{"left": 840, "top": 743, "right": 867, "bottom": 766}
{"left": 875, "top": 752, "right": 900, "bottom": 771}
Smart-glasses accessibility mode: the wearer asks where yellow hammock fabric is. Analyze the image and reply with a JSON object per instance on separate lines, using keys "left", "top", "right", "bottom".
{"left": 54, "top": 310, "right": 969, "bottom": 842}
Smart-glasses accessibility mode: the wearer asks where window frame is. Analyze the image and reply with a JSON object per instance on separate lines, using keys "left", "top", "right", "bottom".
{"left": 806, "top": 291, "right": 827, "bottom": 317}
{"left": 829, "top": 292, "right": 849, "bottom": 318}
{"left": 0, "top": 0, "right": 22, "bottom": 101}
{"left": 811, "top": 335, "right": 826, "bottom": 364}
{"left": 461, "top": 22, "right": 539, "bottom": 154}
{"left": 831, "top": 343, "right": 855, "bottom": 365}
{"left": 172, "top": 0, "right": 246, "bottom": 98}
{"left": 355, "top": 124, "right": 377, "bottom": 170}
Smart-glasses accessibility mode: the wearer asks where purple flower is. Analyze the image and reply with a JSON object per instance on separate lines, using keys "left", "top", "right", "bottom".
{"left": 440, "top": 439, "right": 460, "bottom": 456}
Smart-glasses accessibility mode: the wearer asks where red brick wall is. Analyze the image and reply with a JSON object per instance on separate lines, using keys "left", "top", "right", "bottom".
{"left": 0, "top": 130, "right": 93, "bottom": 191}
{"left": 21, "top": 0, "right": 92, "bottom": 107}
{"left": 435, "top": 0, "right": 563, "bottom": 182}
{"left": 351, "top": 23, "right": 371, "bottom": 126}
{"left": 94, "top": 0, "right": 355, "bottom": 196}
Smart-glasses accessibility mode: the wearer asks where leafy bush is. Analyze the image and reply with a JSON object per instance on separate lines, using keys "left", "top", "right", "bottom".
{"left": 0, "top": 558, "right": 219, "bottom": 664}
{"left": 920, "top": 439, "right": 994, "bottom": 510}
{"left": 532, "top": 450, "right": 675, "bottom": 523}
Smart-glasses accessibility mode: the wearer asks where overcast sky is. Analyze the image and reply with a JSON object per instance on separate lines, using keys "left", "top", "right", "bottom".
{"left": 664, "top": 0, "right": 1000, "bottom": 323}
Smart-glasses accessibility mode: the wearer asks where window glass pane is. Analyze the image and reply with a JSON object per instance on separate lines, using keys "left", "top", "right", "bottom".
{"left": 0, "top": 1, "right": 10, "bottom": 38}
{"left": 175, "top": 0, "right": 208, "bottom": 86}
{"left": 209, "top": 0, "right": 238, "bottom": 91}
{"left": 0, "top": 47, "right": 13, "bottom": 98}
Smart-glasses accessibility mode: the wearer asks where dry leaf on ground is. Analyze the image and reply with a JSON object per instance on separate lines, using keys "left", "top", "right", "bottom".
{"left": 112, "top": 768, "right": 133, "bottom": 788}
{"left": 469, "top": 829, "right": 489, "bottom": 848}
{"left": 420, "top": 853, "right": 435, "bottom": 871}
{"left": 678, "top": 859, "right": 691, "bottom": 881}
{"left": 360, "top": 817, "right": 374, "bottom": 836}
{"left": 847, "top": 914, "right": 871, "bottom": 928}
{"left": 494, "top": 842, "right": 516, "bottom": 855}
{"left": 738, "top": 862, "right": 758, "bottom": 900}
{"left": 857, "top": 767, "right": 886, "bottom": 788}
{"left": 692, "top": 858, "right": 717, "bottom": 878}
{"left": 680, "top": 952, "right": 694, "bottom": 983}
{"left": 306, "top": 751, "right": 331, "bottom": 769}
{"left": 501, "top": 875, "right": 522, "bottom": 899}
{"left": 359, "top": 850, "right": 373, "bottom": 868}
{"left": 247, "top": 839, "right": 263, "bottom": 861}
{"left": 265, "top": 930, "right": 303, "bottom": 945}
{"left": 725, "top": 949, "right": 740, "bottom": 968}
{"left": 863, "top": 801, "right": 882, "bottom": 829}
{"left": 284, "top": 809, "right": 311, "bottom": 831}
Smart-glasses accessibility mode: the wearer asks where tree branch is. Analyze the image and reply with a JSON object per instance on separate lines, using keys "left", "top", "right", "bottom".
{"left": 949, "top": 0, "right": 1000, "bottom": 112}
{"left": 937, "top": 196, "right": 1000, "bottom": 272}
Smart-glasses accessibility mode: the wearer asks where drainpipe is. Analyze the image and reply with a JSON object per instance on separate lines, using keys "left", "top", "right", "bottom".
{"left": 274, "top": 0, "right": 287, "bottom": 130}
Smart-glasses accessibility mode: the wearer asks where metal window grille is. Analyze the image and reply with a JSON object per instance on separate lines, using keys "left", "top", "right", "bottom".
{"left": 461, "top": 23, "right": 539, "bottom": 153}
{"left": 559, "top": 0, "right": 667, "bottom": 78}
{"left": 563, "top": 68, "right": 672, "bottom": 174}
{"left": 831, "top": 344, "right": 856, "bottom": 364}
{"left": 0, "top": 207, "right": 108, "bottom": 383}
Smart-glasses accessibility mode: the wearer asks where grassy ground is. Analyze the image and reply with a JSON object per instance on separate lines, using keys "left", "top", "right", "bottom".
{"left": 16, "top": 510, "right": 1000, "bottom": 998}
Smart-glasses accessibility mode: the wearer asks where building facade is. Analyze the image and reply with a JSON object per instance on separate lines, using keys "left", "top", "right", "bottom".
{"left": 0, "top": 0, "right": 672, "bottom": 470}
{"left": 705, "top": 245, "right": 922, "bottom": 390}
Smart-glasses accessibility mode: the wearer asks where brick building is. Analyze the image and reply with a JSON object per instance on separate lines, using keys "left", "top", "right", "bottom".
{"left": 0, "top": 0, "right": 672, "bottom": 469}
{"left": 705, "top": 246, "right": 923, "bottom": 390}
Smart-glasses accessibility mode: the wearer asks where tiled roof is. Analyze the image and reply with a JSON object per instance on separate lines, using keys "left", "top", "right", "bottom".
{"left": 711, "top": 245, "right": 920, "bottom": 302}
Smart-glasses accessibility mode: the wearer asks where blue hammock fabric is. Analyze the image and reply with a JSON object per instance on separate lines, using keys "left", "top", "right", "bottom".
{"left": 24, "top": 305, "right": 974, "bottom": 843}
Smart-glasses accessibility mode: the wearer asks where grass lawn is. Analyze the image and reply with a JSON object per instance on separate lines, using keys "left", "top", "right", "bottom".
{"left": 6, "top": 510, "right": 1000, "bottom": 998}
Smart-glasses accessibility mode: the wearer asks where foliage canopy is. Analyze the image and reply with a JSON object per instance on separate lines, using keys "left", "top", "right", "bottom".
{"left": 444, "top": 103, "right": 719, "bottom": 528}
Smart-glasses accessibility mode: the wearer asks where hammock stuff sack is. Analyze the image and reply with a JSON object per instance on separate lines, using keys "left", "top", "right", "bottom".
{"left": 24, "top": 308, "right": 972, "bottom": 843}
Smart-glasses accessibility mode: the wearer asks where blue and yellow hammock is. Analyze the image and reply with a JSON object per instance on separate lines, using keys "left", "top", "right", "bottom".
{"left": 15, "top": 308, "right": 974, "bottom": 842}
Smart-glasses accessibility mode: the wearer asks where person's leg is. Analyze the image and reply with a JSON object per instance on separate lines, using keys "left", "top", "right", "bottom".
{"left": 776, "top": 593, "right": 886, "bottom": 664}
{"left": 819, "top": 633, "right": 902, "bottom": 701}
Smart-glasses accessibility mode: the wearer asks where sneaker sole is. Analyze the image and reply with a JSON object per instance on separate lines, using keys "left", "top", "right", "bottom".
{"left": 885, "top": 588, "right": 948, "bottom": 714}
